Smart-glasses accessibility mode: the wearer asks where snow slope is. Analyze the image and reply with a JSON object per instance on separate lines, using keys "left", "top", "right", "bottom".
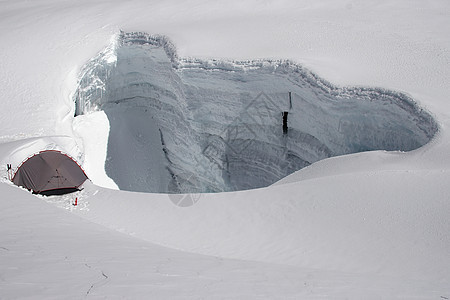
{"left": 0, "top": 180, "right": 325, "bottom": 299}
{"left": 1, "top": 0, "right": 449, "bottom": 298}
{"left": 4, "top": 181, "right": 446, "bottom": 299}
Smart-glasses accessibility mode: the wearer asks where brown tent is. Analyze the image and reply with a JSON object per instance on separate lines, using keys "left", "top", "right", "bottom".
{"left": 12, "top": 150, "right": 88, "bottom": 196}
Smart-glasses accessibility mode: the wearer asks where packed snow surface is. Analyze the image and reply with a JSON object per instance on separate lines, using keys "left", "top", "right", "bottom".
{"left": 1, "top": 0, "right": 449, "bottom": 299}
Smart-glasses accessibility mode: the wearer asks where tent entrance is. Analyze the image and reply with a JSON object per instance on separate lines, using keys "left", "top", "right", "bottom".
{"left": 38, "top": 187, "right": 82, "bottom": 196}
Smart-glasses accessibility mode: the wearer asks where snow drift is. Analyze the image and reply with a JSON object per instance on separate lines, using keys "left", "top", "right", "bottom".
{"left": 74, "top": 32, "right": 438, "bottom": 193}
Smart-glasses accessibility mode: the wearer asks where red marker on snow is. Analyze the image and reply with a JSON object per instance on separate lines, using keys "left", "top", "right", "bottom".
{"left": 73, "top": 198, "right": 78, "bottom": 206}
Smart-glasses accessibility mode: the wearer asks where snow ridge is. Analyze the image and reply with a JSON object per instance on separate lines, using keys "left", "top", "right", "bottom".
{"left": 119, "top": 31, "right": 178, "bottom": 66}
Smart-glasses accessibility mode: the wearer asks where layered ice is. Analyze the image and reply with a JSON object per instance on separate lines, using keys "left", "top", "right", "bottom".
{"left": 74, "top": 32, "right": 438, "bottom": 193}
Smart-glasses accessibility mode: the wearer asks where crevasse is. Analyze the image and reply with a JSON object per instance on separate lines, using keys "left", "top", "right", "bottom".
{"left": 74, "top": 32, "right": 438, "bottom": 193}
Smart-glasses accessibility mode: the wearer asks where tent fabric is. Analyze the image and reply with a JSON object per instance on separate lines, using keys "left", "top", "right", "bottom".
{"left": 12, "top": 150, "right": 88, "bottom": 195}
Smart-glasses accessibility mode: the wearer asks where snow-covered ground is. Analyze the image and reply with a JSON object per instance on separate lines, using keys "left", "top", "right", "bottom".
{"left": 1, "top": 0, "right": 449, "bottom": 298}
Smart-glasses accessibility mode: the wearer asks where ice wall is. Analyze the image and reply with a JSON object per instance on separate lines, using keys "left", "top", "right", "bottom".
{"left": 74, "top": 32, "right": 438, "bottom": 193}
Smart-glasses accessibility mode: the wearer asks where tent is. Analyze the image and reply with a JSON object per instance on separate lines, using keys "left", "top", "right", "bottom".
{"left": 12, "top": 150, "right": 88, "bottom": 196}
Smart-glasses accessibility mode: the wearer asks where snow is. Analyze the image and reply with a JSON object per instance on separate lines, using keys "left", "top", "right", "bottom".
{"left": 72, "top": 111, "right": 118, "bottom": 190}
{"left": 1, "top": 0, "right": 449, "bottom": 299}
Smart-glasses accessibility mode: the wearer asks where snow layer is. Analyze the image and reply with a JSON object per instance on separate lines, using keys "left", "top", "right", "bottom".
{"left": 1, "top": 0, "right": 450, "bottom": 299}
